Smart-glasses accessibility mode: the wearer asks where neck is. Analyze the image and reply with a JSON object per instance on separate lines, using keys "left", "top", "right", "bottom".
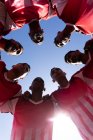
{"left": 6, "top": 69, "right": 17, "bottom": 81}
{"left": 31, "top": 91, "right": 43, "bottom": 102}
{"left": 0, "top": 38, "right": 6, "bottom": 50}
{"left": 81, "top": 53, "right": 89, "bottom": 64}
{"left": 58, "top": 78, "right": 69, "bottom": 89}
{"left": 29, "top": 20, "right": 41, "bottom": 33}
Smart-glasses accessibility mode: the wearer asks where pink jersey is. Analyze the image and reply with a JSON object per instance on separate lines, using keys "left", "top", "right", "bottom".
{"left": 56, "top": 0, "right": 93, "bottom": 34}
{"left": 10, "top": 97, "right": 54, "bottom": 140}
{"left": 0, "top": 61, "right": 21, "bottom": 103}
{"left": 52, "top": 51, "right": 93, "bottom": 140}
{"left": 4, "top": 0, "right": 51, "bottom": 28}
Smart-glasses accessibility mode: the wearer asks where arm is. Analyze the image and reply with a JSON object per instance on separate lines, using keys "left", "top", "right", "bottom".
{"left": 0, "top": 62, "right": 22, "bottom": 103}
{"left": 65, "top": 39, "right": 93, "bottom": 79}
{"left": 65, "top": 50, "right": 89, "bottom": 64}
{"left": 71, "top": 51, "right": 93, "bottom": 88}
{"left": 0, "top": 60, "right": 6, "bottom": 72}
{"left": 0, "top": 92, "right": 21, "bottom": 114}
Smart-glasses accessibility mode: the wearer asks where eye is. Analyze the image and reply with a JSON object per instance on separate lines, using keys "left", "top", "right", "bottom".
{"left": 16, "top": 50, "right": 21, "bottom": 54}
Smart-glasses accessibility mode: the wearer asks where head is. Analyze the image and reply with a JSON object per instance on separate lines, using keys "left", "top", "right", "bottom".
{"left": 84, "top": 39, "right": 93, "bottom": 54}
{"left": 11, "top": 63, "right": 30, "bottom": 80}
{"left": 4, "top": 39, "right": 24, "bottom": 55}
{"left": 64, "top": 50, "right": 82, "bottom": 64}
{"left": 50, "top": 67, "right": 66, "bottom": 83}
{"left": 54, "top": 31, "right": 70, "bottom": 48}
{"left": 28, "top": 20, "right": 44, "bottom": 45}
{"left": 29, "top": 77, "right": 45, "bottom": 92}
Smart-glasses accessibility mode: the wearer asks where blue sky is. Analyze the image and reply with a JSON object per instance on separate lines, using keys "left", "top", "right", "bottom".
{"left": 0, "top": 16, "right": 91, "bottom": 140}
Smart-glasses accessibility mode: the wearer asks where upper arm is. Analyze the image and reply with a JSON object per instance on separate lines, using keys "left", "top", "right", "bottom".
{"left": 0, "top": 92, "right": 21, "bottom": 114}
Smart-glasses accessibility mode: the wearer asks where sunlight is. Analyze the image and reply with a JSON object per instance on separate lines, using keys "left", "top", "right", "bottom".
{"left": 52, "top": 113, "right": 83, "bottom": 140}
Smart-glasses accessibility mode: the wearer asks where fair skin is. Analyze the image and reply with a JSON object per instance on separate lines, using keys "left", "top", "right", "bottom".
{"left": 6, "top": 63, "right": 30, "bottom": 81}
{"left": 28, "top": 20, "right": 43, "bottom": 44}
{"left": 0, "top": 38, "right": 7, "bottom": 50}
{"left": 51, "top": 68, "right": 69, "bottom": 88}
{"left": 0, "top": 38, "right": 23, "bottom": 55}
{"left": 65, "top": 50, "right": 89, "bottom": 64}
{"left": 51, "top": 51, "right": 89, "bottom": 87}
{"left": 54, "top": 25, "right": 75, "bottom": 47}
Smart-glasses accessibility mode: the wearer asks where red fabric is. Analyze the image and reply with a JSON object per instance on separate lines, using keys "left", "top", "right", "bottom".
{"left": 52, "top": 50, "right": 93, "bottom": 140}
{"left": 0, "top": 61, "right": 6, "bottom": 72}
{"left": 0, "top": 22, "right": 4, "bottom": 36}
{"left": 4, "top": 0, "right": 49, "bottom": 27}
{"left": 52, "top": 78, "right": 88, "bottom": 109}
{"left": 74, "top": 51, "right": 93, "bottom": 79}
{"left": 11, "top": 97, "right": 54, "bottom": 140}
{"left": 0, "top": 61, "right": 21, "bottom": 103}
{"left": 60, "top": 0, "right": 93, "bottom": 34}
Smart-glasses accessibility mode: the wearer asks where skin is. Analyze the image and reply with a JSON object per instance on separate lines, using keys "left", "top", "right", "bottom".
{"left": 6, "top": 63, "right": 30, "bottom": 81}
{"left": 23, "top": 78, "right": 45, "bottom": 102}
{"left": 65, "top": 50, "right": 89, "bottom": 64}
{"left": 0, "top": 38, "right": 23, "bottom": 55}
{"left": 51, "top": 68, "right": 69, "bottom": 88}
{"left": 29, "top": 78, "right": 45, "bottom": 102}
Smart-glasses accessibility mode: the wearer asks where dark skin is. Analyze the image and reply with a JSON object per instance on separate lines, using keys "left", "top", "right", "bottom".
{"left": 24, "top": 78, "right": 45, "bottom": 102}
{"left": 51, "top": 68, "right": 69, "bottom": 89}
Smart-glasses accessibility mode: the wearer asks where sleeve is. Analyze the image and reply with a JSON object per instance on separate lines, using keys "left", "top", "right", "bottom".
{"left": 0, "top": 92, "right": 21, "bottom": 114}
{"left": 51, "top": 77, "right": 89, "bottom": 110}
{"left": 73, "top": 51, "right": 93, "bottom": 89}
{"left": 0, "top": 60, "right": 6, "bottom": 72}
{"left": 82, "top": 52, "right": 93, "bottom": 79}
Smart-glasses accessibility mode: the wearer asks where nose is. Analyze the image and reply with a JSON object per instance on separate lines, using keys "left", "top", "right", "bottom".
{"left": 23, "top": 63, "right": 30, "bottom": 72}
{"left": 16, "top": 47, "right": 24, "bottom": 55}
{"left": 35, "top": 33, "right": 43, "bottom": 42}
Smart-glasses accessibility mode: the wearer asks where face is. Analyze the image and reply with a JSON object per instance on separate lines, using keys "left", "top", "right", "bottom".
{"left": 54, "top": 31, "right": 70, "bottom": 47}
{"left": 51, "top": 68, "right": 66, "bottom": 82}
{"left": 29, "top": 78, "right": 44, "bottom": 92}
{"left": 8, "top": 40, "right": 24, "bottom": 55}
{"left": 29, "top": 29, "right": 44, "bottom": 45}
{"left": 12, "top": 63, "right": 30, "bottom": 80}
{"left": 65, "top": 50, "right": 82, "bottom": 64}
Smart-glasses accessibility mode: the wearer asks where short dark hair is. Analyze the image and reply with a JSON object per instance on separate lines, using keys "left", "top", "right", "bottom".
{"left": 50, "top": 67, "right": 61, "bottom": 77}
{"left": 33, "top": 77, "right": 44, "bottom": 84}
{"left": 29, "top": 30, "right": 44, "bottom": 44}
{"left": 28, "top": 20, "right": 44, "bottom": 44}
{"left": 64, "top": 51, "right": 75, "bottom": 63}
{"left": 5, "top": 39, "right": 23, "bottom": 54}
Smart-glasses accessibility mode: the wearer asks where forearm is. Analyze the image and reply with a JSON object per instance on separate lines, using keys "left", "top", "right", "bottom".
{"left": 64, "top": 24, "right": 75, "bottom": 35}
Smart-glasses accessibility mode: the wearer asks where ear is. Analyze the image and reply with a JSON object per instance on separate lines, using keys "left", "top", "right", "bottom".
{"left": 43, "top": 88, "right": 46, "bottom": 91}
{"left": 29, "top": 85, "right": 32, "bottom": 90}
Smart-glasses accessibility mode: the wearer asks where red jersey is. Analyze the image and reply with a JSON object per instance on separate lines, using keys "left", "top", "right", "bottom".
{"left": 4, "top": 0, "right": 50, "bottom": 28}
{"left": 52, "top": 51, "right": 93, "bottom": 140}
{"left": 10, "top": 97, "right": 54, "bottom": 140}
{"left": 0, "top": 94, "right": 55, "bottom": 140}
{"left": 56, "top": 0, "right": 93, "bottom": 34}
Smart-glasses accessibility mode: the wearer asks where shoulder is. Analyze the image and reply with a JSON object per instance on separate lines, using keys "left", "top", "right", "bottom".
{"left": 43, "top": 94, "right": 51, "bottom": 101}
{"left": 0, "top": 61, "right": 6, "bottom": 72}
